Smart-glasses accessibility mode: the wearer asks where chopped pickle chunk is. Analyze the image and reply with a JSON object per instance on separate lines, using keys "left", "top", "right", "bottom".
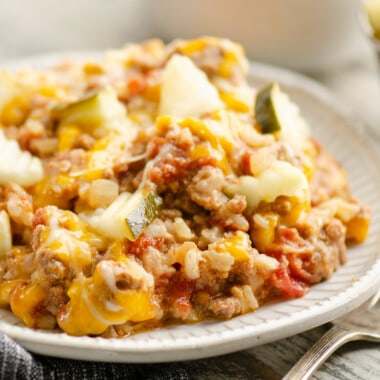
{"left": 255, "top": 82, "right": 310, "bottom": 150}
{"left": 80, "top": 188, "right": 162, "bottom": 241}
{"left": 255, "top": 82, "right": 283, "bottom": 134}
{"left": 53, "top": 87, "right": 127, "bottom": 132}
{"left": 124, "top": 188, "right": 163, "bottom": 241}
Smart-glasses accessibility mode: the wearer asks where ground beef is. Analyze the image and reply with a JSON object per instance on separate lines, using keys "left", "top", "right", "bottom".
{"left": 188, "top": 166, "right": 227, "bottom": 210}
{"left": 44, "top": 149, "right": 87, "bottom": 177}
{"left": 207, "top": 296, "right": 242, "bottom": 319}
{"left": 312, "top": 218, "right": 346, "bottom": 280}
{"left": 211, "top": 194, "right": 249, "bottom": 231}
{"left": 4, "top": 182, "right": 33, "bottom": 226}
{"left": 288, "top": 218, "right": 346, "bottom": 284}
{"left": 147, "top": 144, "right": 192, "bottom": 192}
{"left": 195, "top": 261, "right": 225, "bottom": 294}
{"left": 45, "top": 284, "right": 68, "bottom": 316}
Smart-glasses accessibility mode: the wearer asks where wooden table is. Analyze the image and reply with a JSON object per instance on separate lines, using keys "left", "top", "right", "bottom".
{"left": 168, "top": 324, "right": 378, "bottom": 379}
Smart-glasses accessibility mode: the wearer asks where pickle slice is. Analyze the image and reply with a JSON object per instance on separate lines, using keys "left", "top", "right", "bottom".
{"left": 124, "top": 188, "right": 162, "bottom": 241}
{"left": 80, "top": 188, "right": 162, "bottom": 241}
{"left": 53, "top": 87, "right": 126, "bottom": 132}
{"left": 254, "top": 82, "right": 310, "bottom": 151}
{"left": 255, "top": 82, "right": 283, "bottom": 134}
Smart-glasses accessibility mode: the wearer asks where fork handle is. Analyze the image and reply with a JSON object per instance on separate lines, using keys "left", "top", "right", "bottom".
{"left": 283, "top": 326, "right": 368, "bottom": 380}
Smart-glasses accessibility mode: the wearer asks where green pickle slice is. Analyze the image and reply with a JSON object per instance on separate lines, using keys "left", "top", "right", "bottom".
{"left": 53, "top": 87, "right": 126, "bottom": 132}
{"left": 255, "top": 82, "right": 284, "bottom": 134}
{"left": 124, "top": 188, "right": 163, "bottom": 241}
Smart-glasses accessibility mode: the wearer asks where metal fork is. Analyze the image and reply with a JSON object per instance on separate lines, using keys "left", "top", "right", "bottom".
{"left": 283, "top": 290, "right": 380, "bottom": 379}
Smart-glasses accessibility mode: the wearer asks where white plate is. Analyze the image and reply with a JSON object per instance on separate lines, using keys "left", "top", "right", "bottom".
{"left": 1, "top": 55, "right": 380, "bottom": 363}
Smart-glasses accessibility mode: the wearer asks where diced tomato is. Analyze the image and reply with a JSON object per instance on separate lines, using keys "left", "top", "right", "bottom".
{"left": 127, "top": 77, "right": 146, "bottom": 98}
{"left": 271, "top": 262, "right": 309, "bottom": 298}
{"left": 278, "top": 227, "right": 297, "bottom": 242}
{"left": 277, "top": 227, "right": 312, "bottom": 253}
{"left": 269, "top": 253, "right": 308, "bottom": 299}
{"left": 166, "top": 273, "right": 194, "bottom": 320}
{"left": 194, "top": 156, "right": 219, "bottom": 168}
{"left": 147, "top": 146, "right": 191, "bottom": 185}
{"left": 287, "top": 254, "right": 320, "bottom": 284}
{"left": 240, "top": 151, "right": 251, "bottom": 175}
{"left": 273, "top": 228, "right": 319, "bottom": 284}
{"left": 126, "top": 234, "right": 164, "bottom": 259}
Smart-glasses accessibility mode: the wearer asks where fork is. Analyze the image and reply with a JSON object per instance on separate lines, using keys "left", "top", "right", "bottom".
{"left": 283, "top": 290, "right": 380, "bottom": 379}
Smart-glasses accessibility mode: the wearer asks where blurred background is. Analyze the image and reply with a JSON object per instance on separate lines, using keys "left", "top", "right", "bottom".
{"left": 0, "top": 0, "right": 150, "bottom": 60}
{"left": 0, "top": 0, "right": 374, "bottom": 71}
{"left": 0, "top": 0, "right": 379, "bottom": 131}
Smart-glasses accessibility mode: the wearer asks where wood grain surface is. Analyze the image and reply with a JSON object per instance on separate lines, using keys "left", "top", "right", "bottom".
{"left": 136, "top": 324, "right": 378, "bottom": 379}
